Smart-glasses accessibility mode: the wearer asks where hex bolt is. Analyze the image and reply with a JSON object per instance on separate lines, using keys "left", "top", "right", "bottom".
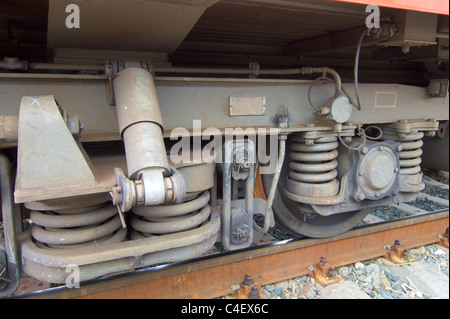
{"left": 242, "top": 274, "right": 254, "bottom": 286}
{"left": 232, "top": 224, "right": 250, "bottom": 241}
{"left": 248, "top": 286, "right": 261, "bottom": 299}
{"left": 403, "top": 249, "right": 411, "bottom": 259}
{"left": 393, "top": 240, "right": 403, "bottom": 253}
{"left": 362, "top": 147, "right": 369, "bottom": 154}
{"left": 394, "top": 240, "right": 403, "bottom": 248}
{"left": 328, "top": 267, "right": 337, "bottom": 279}
{"left": 320, "top": 256, "right": 327, "bottom": 266}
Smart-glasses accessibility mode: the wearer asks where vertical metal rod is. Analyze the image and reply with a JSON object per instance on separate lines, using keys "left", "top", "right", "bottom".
{"left": 222, "top": 161, "right": 232, "bottom": 251}
{"left": 253, "top": 138, "right": 286, "bottom": 233}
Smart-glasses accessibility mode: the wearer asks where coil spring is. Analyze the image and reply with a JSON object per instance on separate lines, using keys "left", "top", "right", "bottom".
{"left": 286, "top": 133, "right": 340, "bottom": 198}
{"left": 130, "top": 190, "right": 211, "bottom": 238}
{"left": 30, "top": 203, "right": 127, "bottom": 249}
{"left": 390, "top": 131, "right": 424, "bottom": 177}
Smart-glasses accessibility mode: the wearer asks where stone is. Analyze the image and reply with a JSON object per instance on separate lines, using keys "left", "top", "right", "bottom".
{"left": 320, "top": 281, "right": 371, "bottom": 299}
{"left": 338, "top": 266, "right": 350, "bottom": 277}
{"left": 230, "top": 284, "right": 240, "bottom": 291}
{"left": 392, "top": 260, "right": 449, "bottom": 299}
{"left": 365, "top": 263, "right": 380, "bottom": 275}
{"left": 359, "top": 274, "right": 373, "bottom": 283}
{"left": 378, "top": 290, "right": 393, "bottom": 299}
{"left": 354, "top": 262, "right": 365, "bottom": 270}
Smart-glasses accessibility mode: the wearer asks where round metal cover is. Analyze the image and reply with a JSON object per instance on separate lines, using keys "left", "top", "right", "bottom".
{"left": 358, "top": 145, "right": 398, "bottom": 198}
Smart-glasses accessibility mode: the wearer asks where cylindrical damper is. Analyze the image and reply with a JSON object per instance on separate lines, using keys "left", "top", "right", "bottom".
{"left": 113, "top": 67, "right": 170, "bottom": 179}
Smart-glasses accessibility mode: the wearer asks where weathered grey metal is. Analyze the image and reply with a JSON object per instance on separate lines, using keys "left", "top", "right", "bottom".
{"left": 0, "top": 155, "right": 21, "bottom": 297}
{"left": 253, "top": 136, "right": 285, "bottom": 234}
{"left": 228, "top": 96, "right": 266, "bottom": 116}
{"left": 286, "top": 132, "right": 341, "bottom": 198}
{"left": 131, "top": 191, "right": 211, "bottom": 235}
{"left": 422, "top": 121, "right": 449, "bottom": 171}
{"left": 0, "top": 78, "right": 447, "bottom": 146}
{"left": 112, "top": 67, "right": 185, "bottom": 208}
{"left": 0, "top": 116, "right": 18, "bottom": 143}
{"left": 113, "top": 67, "right": 165, "bottom": 135}
{"left": 47, "top": 0, "right": 219, "bottom": 53}
{"left": 14, "top": 95, "right": 97, "bottom": 203}
{"left": 30, "top": 204, "right": 126, "bottom": 248}
{"left": 20, "top": 211, "right": 221, "bottom": 284}
{"left": 19, "top": 156, "right": 221, "bottom": 284}
{"left": 352, "top": 140, "right": 400, "bottom": 201}
{"left": 309, "top": 136, "right": 424, "bottom": 216}
{"left": 222, "top": 138, "right": 255, "bottom": 250}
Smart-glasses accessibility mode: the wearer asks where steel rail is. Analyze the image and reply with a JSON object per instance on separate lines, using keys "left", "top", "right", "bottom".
{"left": 17, "top": 209, "right": 448, "bottom": 299}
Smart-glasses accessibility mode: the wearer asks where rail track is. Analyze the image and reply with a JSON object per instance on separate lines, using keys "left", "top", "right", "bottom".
{"left": 12, "top": 170, "right": 447, "bottom": 299}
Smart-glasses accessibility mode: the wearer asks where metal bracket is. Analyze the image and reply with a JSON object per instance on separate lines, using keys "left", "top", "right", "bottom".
{"left": 234, "top": 274, "right": 263, "bottom": 299}
{"left": 385, "top": 240, "right": 415, "bottom": 264}
{"left": 309, "top": 256, "right": 343, "bottom": 286}
{"left": 222, "top": 138, "right": 255, "bottom": 251}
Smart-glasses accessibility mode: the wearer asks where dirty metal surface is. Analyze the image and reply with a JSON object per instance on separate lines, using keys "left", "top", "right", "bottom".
{"left": 22, "top": 210, "right": 448, "bottom": 299}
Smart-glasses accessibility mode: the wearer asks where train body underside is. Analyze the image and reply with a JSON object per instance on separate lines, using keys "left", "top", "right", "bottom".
{"left": 0, "top": 0, "right": 448, "bottom": 294}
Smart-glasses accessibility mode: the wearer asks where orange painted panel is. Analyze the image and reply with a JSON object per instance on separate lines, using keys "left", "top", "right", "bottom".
{"left": 334, "top": 0, "right": 449, "bottom": 15}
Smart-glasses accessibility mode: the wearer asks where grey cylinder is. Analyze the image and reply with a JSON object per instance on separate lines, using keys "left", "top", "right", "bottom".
{"left": 113, "top": 67, "right": 170, "bottom": 179}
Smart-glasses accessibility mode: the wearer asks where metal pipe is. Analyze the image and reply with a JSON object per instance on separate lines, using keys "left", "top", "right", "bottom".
{"left": 253, "top": 138, "right": 286, "bottom": 233}
{"left": 0, "top": 154, "right": 20, "bottom": 297}
{"left": 28, "top": 63, "right": 105, "bottom": 72}
{"left": 0, "top": 116, "right": 18, "bottom": 144}
{"left": 436, "top": 32, "right": 449, "bottom": 39}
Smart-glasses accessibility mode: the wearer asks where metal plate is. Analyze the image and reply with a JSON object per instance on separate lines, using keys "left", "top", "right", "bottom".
{"left": 229, "top": 96, "right": 266, "bottom": 116}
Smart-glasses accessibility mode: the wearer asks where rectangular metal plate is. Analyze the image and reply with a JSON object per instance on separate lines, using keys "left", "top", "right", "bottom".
{"left": 374, "top": 91, "right": 397, "bottom": 108}
{"left": 229, "top": 96, "right": 266, "bottom": 116}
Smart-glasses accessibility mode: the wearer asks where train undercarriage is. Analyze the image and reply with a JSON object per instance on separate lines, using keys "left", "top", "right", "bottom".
{"left": 0, "top": 0, "right": 448, "bottom": 296}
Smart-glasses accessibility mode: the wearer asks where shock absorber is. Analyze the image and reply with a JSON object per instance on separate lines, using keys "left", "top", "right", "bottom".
{"left": 285, "top": 132, "right": 340, "bottom": 199}
{"left": 30, "top": 202, "right": 127, "bottom": 249}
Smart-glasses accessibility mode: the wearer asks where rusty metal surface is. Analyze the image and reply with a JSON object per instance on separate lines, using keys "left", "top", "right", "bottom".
{"left": 24, "top": 210, "right": 448, "bottom": 299}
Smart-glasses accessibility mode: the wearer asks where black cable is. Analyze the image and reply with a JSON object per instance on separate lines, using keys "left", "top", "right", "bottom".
{"left": 353, "top": 29, "right": 368, "bottom": 111}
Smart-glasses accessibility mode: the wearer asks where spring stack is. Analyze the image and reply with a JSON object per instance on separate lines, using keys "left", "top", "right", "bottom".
{"left": 30, "top": 202, "right": 127, "bottom": 249}
{"left": 286, "top": 132, "right": 340, "bottom": 198}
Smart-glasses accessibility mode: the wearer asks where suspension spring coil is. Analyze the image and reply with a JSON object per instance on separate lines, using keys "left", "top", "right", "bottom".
{"left": 285, "top": 132, "right": 340, "bottom": 199}
{"left": 385, "top": 131, "right": 424, "bottom": 184}
{"left": 130, "top": 190, "right": 211, "bottom": 238}
{"left": 30, "top": 202, "right": 127, "bottom": 249}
